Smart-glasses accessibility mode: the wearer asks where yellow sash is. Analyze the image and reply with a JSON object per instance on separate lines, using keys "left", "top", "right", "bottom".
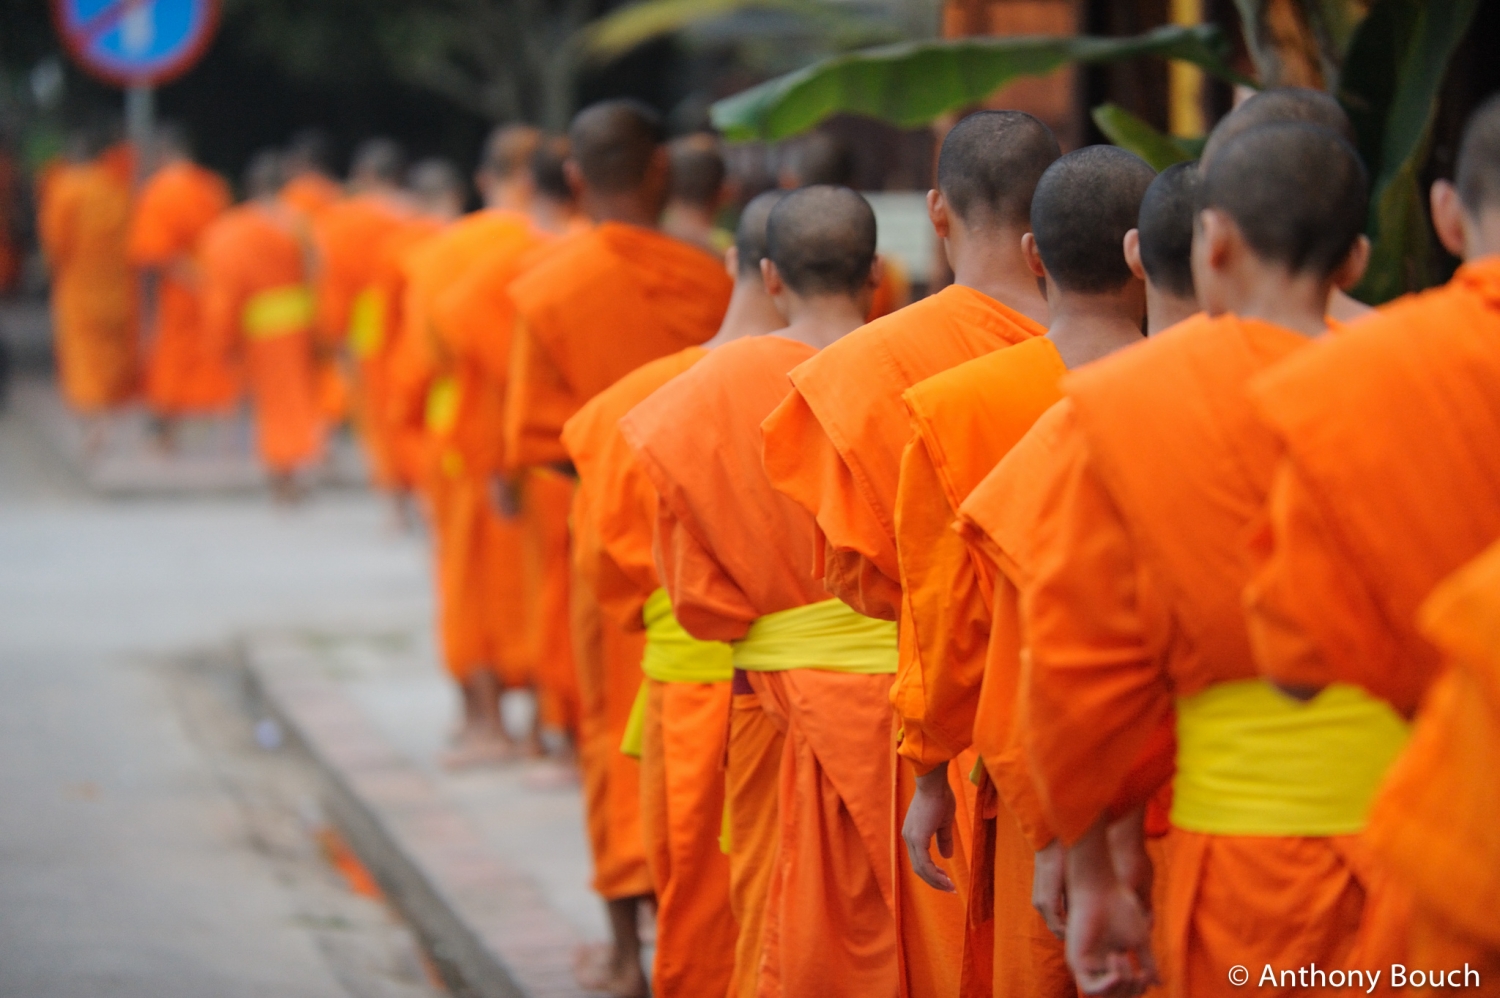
{"left": 244, "top": 284, "right": 315, "bottom": 340}
{"left": 733, "top": 598, "right": 897, "bottom": 674}
{"left": 348, "top": 287, "right": 386, "bottom": 358}
{"left": 620, "top": 589, "right": 735, "bottom": 758}
{"left": 1172, "top": 679, "right": 1409, "bottom": 836}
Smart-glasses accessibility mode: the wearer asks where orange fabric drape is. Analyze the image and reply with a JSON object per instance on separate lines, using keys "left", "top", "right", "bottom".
{"left": 40, "top": 161, "right": 138, "bottom": 412}
{"left": 128, "top": 160, "right": 235, "bottom": 414}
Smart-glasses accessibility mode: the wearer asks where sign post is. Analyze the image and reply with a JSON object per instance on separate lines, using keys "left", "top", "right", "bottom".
{"left": 53, "top": 0, "right": 220, "bottom": 183}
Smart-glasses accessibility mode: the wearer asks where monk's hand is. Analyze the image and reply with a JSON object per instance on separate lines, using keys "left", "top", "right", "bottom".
{"left": 1105, "top": 805, "right": 1154, "bottom": 912}
{"left": 1032, "top": 840, "right": 1067, "bottom": 939}
{"left": 902, "top": 761, "right": 957, "bottom": 893}
{"left": 1065, "top": 817, "right": 1160, "bottom": 998}
{"left": 491, "top": 475, "right": 524, "bottom": 520}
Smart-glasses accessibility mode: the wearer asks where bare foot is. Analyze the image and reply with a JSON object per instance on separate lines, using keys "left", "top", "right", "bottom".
{"left": 572, "top": 943, "right": 647, "bottom": 997}
{"left": 441, "top": 729, "right": 519, "bottom": 770}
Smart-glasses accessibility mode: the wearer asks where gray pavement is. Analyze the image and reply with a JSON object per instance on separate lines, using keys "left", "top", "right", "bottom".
{"left": 0, "top": 379, "right": 448, "bottom": 997}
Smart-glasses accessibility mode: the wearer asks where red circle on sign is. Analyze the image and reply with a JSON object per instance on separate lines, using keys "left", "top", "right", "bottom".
{"left": 52, "top": 0, "right": 221, "bottom": 87}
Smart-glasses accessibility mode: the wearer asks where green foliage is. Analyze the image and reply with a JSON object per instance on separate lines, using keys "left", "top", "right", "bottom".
{"left": 1090, "top": 104, "right": 1196, "bottom": 171}
{"left": 710, "top": 24, "right": 1255, "bottom": 143}
{"left": 1342, "top": 0, "right": 1479, "bottom": 302}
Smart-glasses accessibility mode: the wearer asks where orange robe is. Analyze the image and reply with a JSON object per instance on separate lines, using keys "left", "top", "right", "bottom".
{"left": 892, "top": 339, "right": 1076, "bottom": 998}
{"left": 398, "top": 210, "right": 544, "bottom": 688}
{"left": 1021, "top": 315, "right": 1396, "bottom": 997}
{"left": 622, "top": 335, "right": 898, "bottom": 998}
{"left": 502, "top": 222, "right": 732, "bottom": 470}
{"left": 563, "top": 348, "right": 737, "bottom": 996}
{"left": 761, "top": 284, "right": 1045, "bottom": 998}
{"left": 129, "top": 160, "right": 235, "bottom": 415}
{"left": 1364, "top": 539, "right": 1500, "bottom": 988}
{"left": 199, "top": 203, "right": 323, "bottom": 473}
{"left": 39, "top": 160, "right": 138, "bottom": 412}
{"left": 1245, "top": 256, "right": 1500, "bottom": 719}
{"left": 311, "top": 193, "right": 409, "bottom": 351}
{"left": 280, "top": 173, "right": 343, "bottom": 221}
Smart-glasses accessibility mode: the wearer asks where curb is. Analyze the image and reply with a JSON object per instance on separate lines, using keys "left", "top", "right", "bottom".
{"left": 241, "top": 636, "right": 593, "bottom": 998}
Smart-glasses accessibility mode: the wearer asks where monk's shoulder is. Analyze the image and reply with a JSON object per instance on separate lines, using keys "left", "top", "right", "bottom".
{"left": 962, "top": 398, "right": 1081, "bottom": 567}
{"left": 598, "top": 223, "right": 731, "bottom": 289}
{"left": 564, "top": 346, "right": 708, "bottom": 460}
{"left": 508, "top": 227, "right": 615, "bottom": 309}
{"left": 905, "top": 336, "right": 1066, "bottom": 434}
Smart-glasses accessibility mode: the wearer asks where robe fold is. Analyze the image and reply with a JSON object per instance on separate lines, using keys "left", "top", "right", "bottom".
{"left": 894, "top": 339, "right": 1074, "bottom": 998}
{"left": 40, "top": 161, "right": 138, "bottom": 412}
{"left": 760, "top": 284, "right": 1044, "bottom": 998}
{"left": 1022, "top": 314, "right": 1398, "bottom": 997}
{"left": 1364, "top": 539, "right": 1500, "bottom": 983}
{"left": 562, "top": 349, "right": 730, "bottom": 991}
{"left": 503, "top": 222, "right": 732, "bottom": 471}
{"left": 199, "top": 204, "right": 322, "bottom": 473}
{"left": 1244, "top": 256, "right": 1500, "bottom": 718}
{"left": 621, "top": 335, "right": 898, "bottom": 998}
{"left": 128, "top": 161, "right": 234, "bottom": 414}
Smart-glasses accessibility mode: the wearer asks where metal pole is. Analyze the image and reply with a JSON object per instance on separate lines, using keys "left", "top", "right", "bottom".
{"left": 125, "top": 82, "right": 155, "bottom": 188}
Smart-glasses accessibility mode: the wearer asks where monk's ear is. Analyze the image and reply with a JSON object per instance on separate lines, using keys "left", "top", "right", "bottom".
{"left": 563, "top": 159, "right": 586, "bottom": 202}
{"left": 724, "top": 245, "right": 740, "bottom": 279}
{"left": 867, "top": 254, "right": 886, "bottom": 291}
{"left": 1430, "top": 180, "right": 1468, "bottom": 258}
{"left": 1020, "top": 232, "right": 1046, "bottom": 279}
{"left": 1332, "top": 234, "right": 1370, "bottom": 292}
{"left": 927, "top": 189, "right": 951, "bottom": 241}
{"left": 1197, "top": 208, "right": 1236, "bottom": 272}
{"left": 761, "top": 257, "right": 785, "bottom": 298}
{"left": 1122, "top": 228, "right": 1146, "bottom": 281}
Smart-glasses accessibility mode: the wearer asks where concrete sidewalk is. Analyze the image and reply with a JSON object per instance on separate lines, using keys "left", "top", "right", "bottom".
{"left": 246, "top": 630, "right": 617, "bottom": 998}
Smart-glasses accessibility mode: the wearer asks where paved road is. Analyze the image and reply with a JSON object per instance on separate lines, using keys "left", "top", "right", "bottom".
{"left": 0, "top": 390, "right": 445, "bottom": 998}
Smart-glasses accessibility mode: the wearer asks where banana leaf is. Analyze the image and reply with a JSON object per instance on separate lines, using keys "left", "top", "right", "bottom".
{"left": 1090, "top": 103, "right": 1199, "bottom": 171}
{"left": 710, "top": 24, "right": 1257, "bottom": 143}
{"left": 1345, "top": 0, "right": 1479, "bottom": 302}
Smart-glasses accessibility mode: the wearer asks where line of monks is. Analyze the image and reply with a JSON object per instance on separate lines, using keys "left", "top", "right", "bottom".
{"left": 40, "top": 85, "right": 1500, "bottom": 998}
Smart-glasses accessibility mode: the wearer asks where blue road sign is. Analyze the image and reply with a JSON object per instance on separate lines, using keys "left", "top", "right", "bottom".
{"left": 55, "top": 0, "right": 219, "bottom": 86}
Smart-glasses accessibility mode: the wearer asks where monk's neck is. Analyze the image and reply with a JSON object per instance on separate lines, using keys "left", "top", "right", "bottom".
{"left": 527, "top": 198, "right": 574, "bottom": 235}
{"left": 1145, "top": 285, "right": 1198, "bottom": 335}
{"left": 1046, "top": 304, "right": 1144, "bottom": 370}
{"left": 777, "top": 298, "right": 868, "bottom": 351}
{"left": 1221, "top": 273, "right": 1333, "bottom": 338}
{"left": 950, "top": 229, "right": 1049, "bottom": 325}
{"left": 705, "top": 283, "right": 784, "bottom": 348}
{"left": 583, "top": 191, "right": 661, "bottom": 229}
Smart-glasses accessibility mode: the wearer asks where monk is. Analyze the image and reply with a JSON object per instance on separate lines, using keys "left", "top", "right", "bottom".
{"left": 39, "top": 131, "right": 138, "bottom": 434}
{"left": 1122, "top": 162, "right": 1201, "bottom": 335}
{"left": 1243, "top": 94, "right": 1500, "bottom": 978}
{"left": 1199, "top": 87, "right": 1373, "bottom": 325}
{"left": 311, "top": 137, "right": 408, "bottom": 366}
{"left": 1013, "top": 124, "right": 1399, "bottom": 997}
{"left": 199, "top": 151, "right": 324, "bottom": 498}
{"left": 660, "top": 133, "right": 730, "bottom": 254}
{"left": 279, "top": 128, "right": 342, "bottom": 221}
{"left": 622, "top": 185, "right": 894, "bottom": 997}
{"left": 760, "top": 109, "right": 1058, "bottom": 998}
{"left": 128, "top": 124, "right": 234, "bottom": 443}
{"left": 1363, "top": 539, "right": 1500, "bottom": 989}
{"left": 560, "top": 189, "right": 787, "bottom": 998}
{"left": 501, "top": 101, "right": 732, "bottom": 750}
{"left": 385, "top": 126, "right": 558, "bottom": 765}
{"left": 893, "top": 146, "right": 1156, "bottom": 998}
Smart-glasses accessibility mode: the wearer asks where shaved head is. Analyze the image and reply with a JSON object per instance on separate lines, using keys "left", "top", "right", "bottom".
{"left": 285, "top": 128, "right": 333, "bottom": 172}
{"left": 351, "top": 137, "right": 405, "bottom": 185}
{"left": 1202, "top": 87, "right": 1355, "bottom": 166}
{"left": 531, "top": 136, "right": 572, "bottom": 202}
{"left": 1032, "top": 146, "right": 1155, "bottom": 293}
{"left": 785, "top": 132, "right": 854, "bottom": 187}
{"left": 1201, "top": 122, "right": 1368, "bottom": 277}
{"left": 1456, "top": 93, "right": 1500, "bottom": 215}
{"left": 1138, "top": 162, "right": 1200, "bottom": 297}
{"left": 482, "top": 124, "right": 542, "bottom": 180}
{"left": 407, "top": 157, "right": 465, "bottom": 201}
{"left": 568, "top": 99, "right": 666, "bottom": 194}
{"left": 938, "top": 110, "right": 1061, "bottom": 230}
{"left": 244, "top": 149, "right": 285, "bottom": 199}
{"left": 668, "top": 133, "right": 726, "bottom": 208}
{"left": 767, "top": 185, "right": 876, "bottom": 296}
{"left": 735, "top": 190, "right": 787, "bottom": 277}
